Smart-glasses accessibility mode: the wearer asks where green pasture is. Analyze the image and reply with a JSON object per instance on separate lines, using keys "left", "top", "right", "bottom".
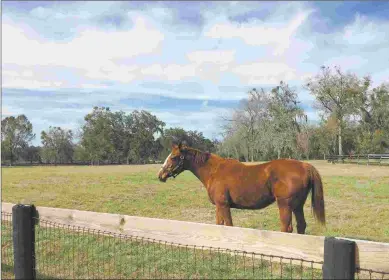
{"left": 2, "top": 162, "right": 388, "bottom": 279}
{"left": 2, "top": 162, "right": 389, "bottom": 242}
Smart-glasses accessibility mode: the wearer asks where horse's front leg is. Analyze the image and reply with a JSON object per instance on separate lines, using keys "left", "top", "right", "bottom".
{"left": 215, "top": 207, "right": 224, "bottom": 225}
{"left": 215, "top": 204, "right": 233, "bottom": 226}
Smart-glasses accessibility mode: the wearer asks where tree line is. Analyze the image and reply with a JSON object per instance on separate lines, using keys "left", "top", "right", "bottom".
{"left": 2, "top": 66, "right": 389, "bottom": 165}
{"left": 1, "top": 108, "right": 218, "bottom": 165}
{"left": 218, "top": 66, "right": 389, "bottom": 161}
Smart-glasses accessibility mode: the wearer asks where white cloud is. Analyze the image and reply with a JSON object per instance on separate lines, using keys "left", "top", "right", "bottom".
{"left": 204, "top": 10, "right": 312, "bottom": 56}
{"left": 2, "top": 15, "right": 164, "bottom": 88}
{"left": 342, "top": 14, "right": 388, "bottom": 46}
{"left": 30, "top": 7, "right": 50, "bottom": 19}
{"left": 136, "top": 50, "right": 236, "bottom": 83}
{"left": 187, "top": 50, "right": 235, "bottom": 65}
{"left": 140, "top": 64, "right": 197, "bottom": 81}
{"left": 146, "top": 7, "right": 174, "bottom": 23}
{"left": 231, "top": 62, "right": 297, "bottom": 85}
{"left": 324, "top": 55, "right": 368, "bottom": 71}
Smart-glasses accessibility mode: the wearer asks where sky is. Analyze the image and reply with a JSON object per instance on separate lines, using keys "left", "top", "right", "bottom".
{"left": 2, "top": 1, "right": 389, "bottom": 146}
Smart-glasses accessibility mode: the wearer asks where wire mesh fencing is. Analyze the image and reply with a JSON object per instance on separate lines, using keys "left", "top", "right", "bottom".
{"left": 2, "top": 211, "right": 389, "bottom": 279}
{"left": 32, "top": 217, "right": 324, "bottom": 279}
{"left": 1, "top": 212, "right": 14, "bottom": 279}
{"left": 355, "top": 268, "right": 389, "bottom": 280}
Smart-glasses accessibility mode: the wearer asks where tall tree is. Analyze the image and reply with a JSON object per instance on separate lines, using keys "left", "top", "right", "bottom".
{"left": 41, "top": 126, "right": 74, "bottom": 163}
{"left": 22, "top": 145, "right": 42, "bottom": 164}
{"left": 353, "top": 81, "right": 389, "bottom": 153}
{"left": 158, "top": 127, "right": 217, "bottom": 160}
{"left": 73, "top": 144, "right": 90, "bottom": 162}
{"left": 81, "top": 107, "right": 114, "bottom": 165}
{"left": 127, "top": 110, "right": 165, "bottom": 164}
{"left": 305, "top": 66, "right": 361, "bottom": 155}
{"left": 296, "top": 118, "right": 312, "bottom": 160}
{"left": 1, "top": 115, "right": 35, "bottom": 165}
{"left": 268, "top": 81, "right": 305, "bottom": 159}
{"left": 109, "top": 111, "right": 131, "bottom": 164}
{"left": 226, "top": 88, "right": 271, "bottom": 162}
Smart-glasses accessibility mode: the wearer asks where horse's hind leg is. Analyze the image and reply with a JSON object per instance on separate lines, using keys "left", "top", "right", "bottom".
{"left": 292, "top": 189, "right": 309, "bottom": 234}
{"left": 293, "top": 206, "right": 307, "bottom": 234}
{"left": 277, "top": 198, "right": 293, "bottom": 233}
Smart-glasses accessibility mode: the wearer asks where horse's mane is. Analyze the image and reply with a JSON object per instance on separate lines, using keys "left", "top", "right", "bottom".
{"left": 184, "top": 147, "right": 243, "bottom": 165}
{"left": 184, "top": 147, "right": 211, "bottom": 165}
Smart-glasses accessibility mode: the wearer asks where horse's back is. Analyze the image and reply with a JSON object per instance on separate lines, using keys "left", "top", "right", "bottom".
{"left": 228, "top": 158, "right": 311, "bottom": 196}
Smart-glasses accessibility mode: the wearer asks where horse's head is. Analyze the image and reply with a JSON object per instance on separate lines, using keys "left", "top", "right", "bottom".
{"left": 157, "top": 142, "right": 188, "bottom": 182}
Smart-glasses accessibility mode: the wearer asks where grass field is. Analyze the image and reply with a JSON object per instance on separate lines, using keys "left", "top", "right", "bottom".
{"left": 2, "top": 160, "right": 389, "bottom": 242}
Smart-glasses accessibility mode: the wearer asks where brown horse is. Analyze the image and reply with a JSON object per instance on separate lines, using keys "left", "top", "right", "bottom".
{"left": 157, "top": 142, "right": 325, "bottom": 234}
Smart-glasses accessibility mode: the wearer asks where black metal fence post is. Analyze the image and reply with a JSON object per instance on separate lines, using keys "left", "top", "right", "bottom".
{"left": 12, "top": 204, "right": 36, "bottom": 280}
{"left": 322, "top": 237, "right": 356, "bottom": 280}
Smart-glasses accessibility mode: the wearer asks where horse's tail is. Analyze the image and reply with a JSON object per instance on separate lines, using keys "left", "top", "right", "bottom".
{"left": 309, "top": 165, "right": 326, "bottom": 225}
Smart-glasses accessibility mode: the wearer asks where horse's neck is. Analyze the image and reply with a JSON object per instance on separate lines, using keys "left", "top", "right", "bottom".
{"left": 187, "top": 154, "right": 215, "bottom": 187}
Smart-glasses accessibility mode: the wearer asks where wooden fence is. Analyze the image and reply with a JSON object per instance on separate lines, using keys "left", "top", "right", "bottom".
{"left": 327, "top": 154, "right": 389, "bottom": 165}
{"left": 2, "top": 202, "right": 389, "bottom": 279}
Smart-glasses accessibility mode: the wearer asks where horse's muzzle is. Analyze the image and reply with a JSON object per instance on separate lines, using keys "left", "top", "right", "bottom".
{"left": 157, "top": 170, "right": 168, "bottom": 182}
{"left": 158, "top": 176, "right": 167, "bottom": 182}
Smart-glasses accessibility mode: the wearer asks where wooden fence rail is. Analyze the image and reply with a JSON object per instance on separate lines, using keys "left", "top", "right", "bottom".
{"left": 2, "top": 202, "right": 389, "bottom": 279}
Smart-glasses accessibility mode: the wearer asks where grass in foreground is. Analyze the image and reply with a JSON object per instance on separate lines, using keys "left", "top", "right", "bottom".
{"left": 2, "top": 161, "right": 389, "bottom": 242}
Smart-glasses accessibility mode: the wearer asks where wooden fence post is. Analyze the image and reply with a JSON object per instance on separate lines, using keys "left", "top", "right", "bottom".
{"left": 322, "top": 237, "right": 356, "bottom": 279}
{"left": 12, "top": 204, "right": 36, "bottom": 280}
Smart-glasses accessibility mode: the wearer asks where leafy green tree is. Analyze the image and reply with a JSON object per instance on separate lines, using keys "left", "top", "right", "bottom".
{"left": 41, "top": 126, "right": 74, "bottom": 163}
{"left": 305, "top": 66, "right": 361, "bottom": 156}
{"left": 158, "top": 127, "right": 216, "bottom": 160}
{"left": 353, "top": 82, "right": 389, "bottom": 153}
{"left": 109, "top": 111, "right": 131, "bottom": 164}
{"left": 224, "top": 88, "right": 272, "bottom": 161}
{"left": 73, "top": 144, "right": 90, "bottom": 162}
{"left": 127, "top": 110, "right": 165, "bottom": 164}
{"left": 268, "top": 81, "right": 305, "bottom": 159}
{"left": 296, "top": 119, "right": 312, "bottom": 160}
{"left": 1, "top": 115, "right": 35, "bottom": 165}
{"left": 22, "top": 145, "right": 42, "bottom": 164}
{"left": 81, "top": 107, "right": 114, "bottom": 165}
{"left": 79, "top": 107, "right": 165, "bottom": 164}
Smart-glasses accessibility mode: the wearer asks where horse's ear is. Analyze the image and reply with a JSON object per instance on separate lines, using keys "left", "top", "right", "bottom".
{"left": 178, "top": 141, "right": 188, "bottom": 152}
{"left": 171, "top": 136, "right": 180, "bottom": 148}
